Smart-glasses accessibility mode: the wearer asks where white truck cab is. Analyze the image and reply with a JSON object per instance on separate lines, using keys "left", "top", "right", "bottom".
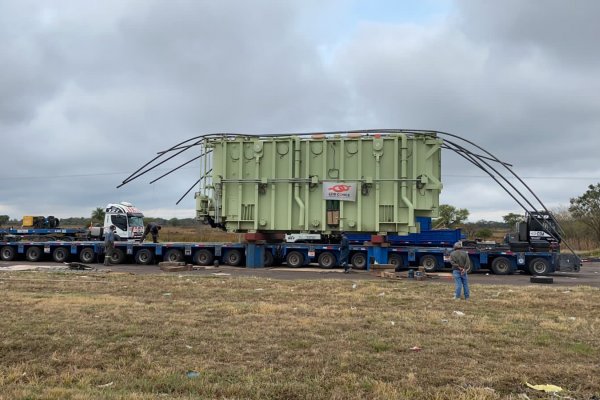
{"left": 90, "top": 202, "right": 144, "bottom": 241}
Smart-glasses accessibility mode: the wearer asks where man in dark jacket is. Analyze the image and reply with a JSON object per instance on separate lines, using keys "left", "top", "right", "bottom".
{"left": 141, "top": 222, "right": 161, "bottom": 243}
{"left": 340, "top": 233, "right": 350, "bottom": 273}
{"left": 449, "top": 241, "right": 470, "bottom": 300}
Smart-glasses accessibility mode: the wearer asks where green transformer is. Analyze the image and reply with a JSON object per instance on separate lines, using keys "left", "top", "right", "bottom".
{"left": 195, "top": 133, "right": 442, "bottom": 235}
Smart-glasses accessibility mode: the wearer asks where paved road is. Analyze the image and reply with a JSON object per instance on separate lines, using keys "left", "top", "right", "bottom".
{"left": 1, "top": 260, "right": 599, "bottom": 287}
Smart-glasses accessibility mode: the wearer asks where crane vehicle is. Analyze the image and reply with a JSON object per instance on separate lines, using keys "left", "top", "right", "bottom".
{"left": 0, "top": 202, "right": 144, "bottom": 242}
{"left": 87, "top": 202, "right": 145, "bottom": 241}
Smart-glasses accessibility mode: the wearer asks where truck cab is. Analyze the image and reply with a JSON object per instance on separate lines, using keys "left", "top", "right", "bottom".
{"left": 89, "top": 202, "right": 144, "bottom": 241}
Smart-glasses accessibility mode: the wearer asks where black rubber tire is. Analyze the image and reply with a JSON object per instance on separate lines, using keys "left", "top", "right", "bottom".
{"left": 286, "top": 251, "right": 304, "bottom": 268}
{"left": 491, "top": 256, "right": 512, "bottom": 275}
{"left": 388, "top": 253, "right": 404, "bottom": 271}
{"left": 264, "top": 250, "right": 274, "bottom": 267}
{"left": 0, "top": 246, "right": 15, "bottom": 261}
{"left": 224, "top": 249, "right": 243, "bottom": 266}
{"left": 528, "top": 257, "right": 551, "bottom": 275}
{"left": 420, "top": 255, "right": 438, "bottom": 272}
{"left": 193, "top": 249, "right": 214, "bottom": 266}
{"left": 52, "top": 247, "right": 69, "bottom": 263}
{"left": 110, "top": 248, "right": 125, "bottom": 264}
{"left": 163, "top": 249, "right": 184, "bottom": 263}
{"left": 79, "top": 247, "right": 95, "bottom": 263}
{"left": 351, "top": 252, "right": 367, "bottom": 270}
{"left": 272, "top": 257, "right": 283, "bottom": 267}
{"left": 317, "top": 252, "right": 336, "bottom": 269}
{"left": 25, "top": 246, "right": 42, "bottom": 262}
{"left": 135, "top": 249, "right": 154, "bottom": 265}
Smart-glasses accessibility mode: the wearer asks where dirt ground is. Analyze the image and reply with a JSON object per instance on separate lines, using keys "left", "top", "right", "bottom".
{"left": 1, "top": 260, "right": 599, "bottom": 287}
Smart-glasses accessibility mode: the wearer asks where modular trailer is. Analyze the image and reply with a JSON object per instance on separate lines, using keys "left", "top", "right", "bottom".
{"left": 0, "top": 239, "right": 246, "bottom": 266}
{"left": 0, "top": 228, "right": 88, "bottom": 241}
{"left": 0, "top": 237, "right": 579, "bottom": 275}
{"left": 252, "top": 241, "right": 580, "bottom": 275}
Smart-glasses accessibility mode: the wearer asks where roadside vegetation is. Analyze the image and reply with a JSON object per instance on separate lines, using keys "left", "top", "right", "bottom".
{"left": 0, "top": 272, "right": 598, "bottom": 399}
{"left": 156, "top": 226, "right": 239, "bottom": 243}
{"left": 434, "top": 180, "right": 600, "bottom": 254}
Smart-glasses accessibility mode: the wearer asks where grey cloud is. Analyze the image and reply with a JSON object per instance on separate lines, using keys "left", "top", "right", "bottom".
{"left": 329, "top": 3, "right": 600, "bottom": 217}
{"left": 457, "top": 0, "right": 600, "bottom": 67}
{"left": 0, "top": 0, "right": 348, "bottom": 219}
{"left": 1, "top": 0, "right": 598, "bottom": 221}
{"left": 332, "top": 16, "right": 600, "bottom": 171}
{"left": 0, "top": 2, "right": 68, "bottom": 126}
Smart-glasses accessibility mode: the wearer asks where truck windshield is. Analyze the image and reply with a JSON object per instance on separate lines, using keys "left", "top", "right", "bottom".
{"left": 128, "top": 216, "right": 144, "bottom": 227}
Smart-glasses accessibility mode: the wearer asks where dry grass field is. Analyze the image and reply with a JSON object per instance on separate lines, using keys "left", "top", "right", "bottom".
{"left": 154, "top": 226, "right": 239, "bottom": 243}
{"left": 0, "top": 272, "right": 598, "bottom": 399}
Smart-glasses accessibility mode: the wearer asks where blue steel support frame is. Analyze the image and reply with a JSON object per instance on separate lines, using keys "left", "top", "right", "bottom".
{"left": 246, "top": 243, "right": 265, "bottom": 268}
{"left": 367, "top": 246, "right": 388, "bottom": 269}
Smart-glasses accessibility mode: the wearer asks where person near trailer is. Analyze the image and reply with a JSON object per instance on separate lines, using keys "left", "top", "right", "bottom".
{"left": 450, "top": 241, "right": 470, "bottom": 300}
{"left": 141, "top": 222, "right": 161, "bottom": 243}
{"left": 340, "top": 233, "right": 351, "bottom": 273}
{"left": 104, "top": 225, "right": 116, "bottom": 266}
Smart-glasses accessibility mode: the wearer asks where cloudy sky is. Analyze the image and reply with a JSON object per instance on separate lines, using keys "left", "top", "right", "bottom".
{"left": 1, "top": 0, "right": 599, "bottom": 223}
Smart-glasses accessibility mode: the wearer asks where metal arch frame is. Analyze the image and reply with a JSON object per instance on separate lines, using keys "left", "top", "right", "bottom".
{"left": 117, "top": 129, "right": 574, "bottom": 255}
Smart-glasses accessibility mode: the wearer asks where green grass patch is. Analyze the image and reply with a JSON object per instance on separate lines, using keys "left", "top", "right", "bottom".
{"left": 566, "top": 341, "right": 595, "bottom": 355}
{"left": 0, "top": 272, "right": 599, "bottom": 399}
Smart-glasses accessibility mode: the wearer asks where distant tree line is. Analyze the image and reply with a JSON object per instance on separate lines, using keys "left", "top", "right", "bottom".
{"left": 434, "top": 204, "right": 514, "bottom": 241}
{"left": 141, "top": 217, "right": 198, "bottom": 227}
{"left": 0, "top": 216, "right": 23, "bottom": 227}
{"left": 561, "top": 183, "right": 600, "bottom": 250}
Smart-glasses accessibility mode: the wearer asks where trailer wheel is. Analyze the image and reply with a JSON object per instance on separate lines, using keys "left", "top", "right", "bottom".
{"left": 163, "top": 249, "right": 184, "bottom": 262}
{"left": 491, "top": 257, "right": 512, "bottom": 275}
{"left": 351, "top": 252, "right": 367, "bottom": 270}
{"left": 52, "top": 247, "right": 69, "bottom": 263}
{"left": 528, "top": 257, "right": 551, "bottom": 275}
{"left": 264, "top": 250, "right": 274, "bottom": 267}
{"left": 388, "top": 253, "right": 404, "bottom": 271}
{"left": 193, "top": 249, "right": 214, "bottom": 266}
{"left": 110, "top": 248, "right": 125, "bottom": 264}
{"left": 318, "top": 252, "right": 336, "bottom": 269}
{"left": 286, "top": 251, "right": 304, "bottom": 268}
{"left": 464, "top": 259, "right": 474, "bottom": 274}
{"left": 25, "top": 246, "right": 42, "bottom": 262}
{"left": 135, "top": 249, "right": 154, "bottom": 265}
{"left": 224, "top": 249, "right": 243, "bottom": 266}
{"left": 0, "top": 246, "right": 15, "bottom": 261}
{"left": 420, "top": 255, "right": 438, "bottom": 272}
{"left": 79, "top": 247, "right": 95, "bottom": 263}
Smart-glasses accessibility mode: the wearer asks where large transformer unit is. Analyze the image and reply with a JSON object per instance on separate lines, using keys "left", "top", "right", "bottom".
{"left": 195, "top": 133, "right": 442, "bottom": 235}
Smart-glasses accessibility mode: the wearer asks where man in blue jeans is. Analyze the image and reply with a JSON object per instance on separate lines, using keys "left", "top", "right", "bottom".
{"left": 104, "top": 225, "right": 116, "bottom": 266}
{"left": 450, "top": 241, "right": 470, "bottom": 300}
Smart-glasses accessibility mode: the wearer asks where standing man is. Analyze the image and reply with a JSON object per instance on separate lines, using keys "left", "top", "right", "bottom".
{"left": 141, "top": 222, "right": 161, "bottom": 243}
{"left": 340, "top": 233, "right": 350, "bottom": 273}
{"left": 450, "top": 241, "right": 470, "bottom": 300}
{"left": 104, "top": 225, "right": 116, "bottom": 266}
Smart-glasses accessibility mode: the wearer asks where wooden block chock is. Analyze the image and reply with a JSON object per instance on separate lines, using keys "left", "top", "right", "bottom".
{"left": 370, "top": 263, "right": 396, "bottom": 277}
{"left": 159, "top": 261, "right": 192, "bottom": 272}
